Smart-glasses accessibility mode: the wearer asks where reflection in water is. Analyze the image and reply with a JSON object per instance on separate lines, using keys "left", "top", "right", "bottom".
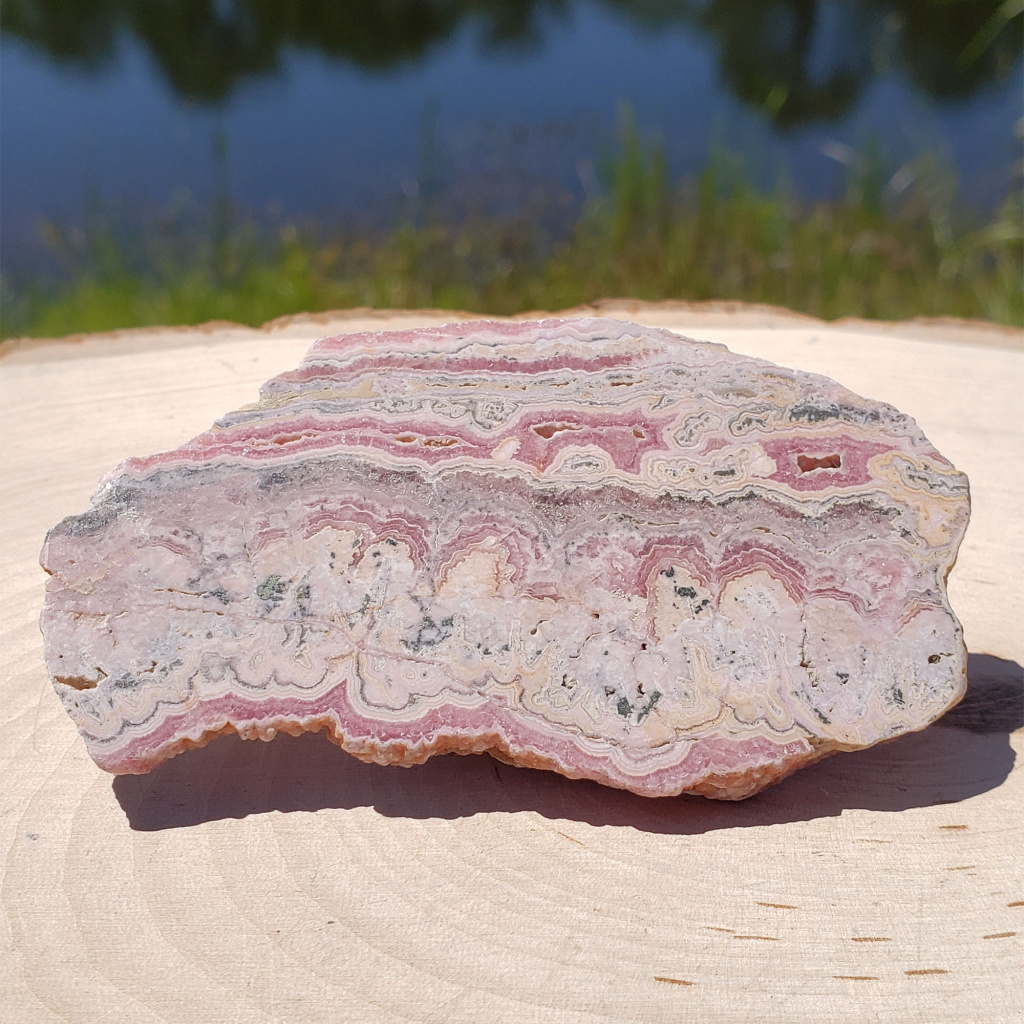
{"left": 2, "top": 0, "right": 1020, "bottom": 333}
{"left": 3, "top": 0, "right": 1021, "bottom": 117}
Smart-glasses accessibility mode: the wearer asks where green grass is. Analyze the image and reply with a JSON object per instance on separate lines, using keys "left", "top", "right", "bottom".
{"left": 2, "top": 133, "right": 1020, "bottom": 339}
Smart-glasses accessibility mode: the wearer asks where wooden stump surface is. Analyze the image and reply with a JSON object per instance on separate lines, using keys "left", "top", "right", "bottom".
{"left": 2, "top": 303, "right": 1021, "bottom": 1023}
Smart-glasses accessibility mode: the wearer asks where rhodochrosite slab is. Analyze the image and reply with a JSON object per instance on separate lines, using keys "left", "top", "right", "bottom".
{"left": 40, "top": 318, "right": 970, "bottom": 799}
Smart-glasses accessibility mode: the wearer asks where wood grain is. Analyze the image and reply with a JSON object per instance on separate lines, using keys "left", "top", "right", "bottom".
{"left": 2, "top": 306, "right": 1021, "bottom": 1023}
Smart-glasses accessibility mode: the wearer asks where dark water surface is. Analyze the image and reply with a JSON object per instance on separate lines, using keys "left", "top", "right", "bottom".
{"left": 2, "top": 0, "right": 1021, "bottom": 270}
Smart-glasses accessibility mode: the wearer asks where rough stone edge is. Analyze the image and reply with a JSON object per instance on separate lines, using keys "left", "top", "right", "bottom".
{"left": 2, "top": 299, "right": 1020, "bottom": 363}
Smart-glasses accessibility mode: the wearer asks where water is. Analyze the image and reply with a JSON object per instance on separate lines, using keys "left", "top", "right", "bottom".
{"left": 2, "top": 0, "right": 1021, "bottom": 271}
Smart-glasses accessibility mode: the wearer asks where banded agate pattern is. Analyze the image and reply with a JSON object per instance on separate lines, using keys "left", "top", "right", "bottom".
{"left": 40, "top": 318, "right": 970, "bottom": 799}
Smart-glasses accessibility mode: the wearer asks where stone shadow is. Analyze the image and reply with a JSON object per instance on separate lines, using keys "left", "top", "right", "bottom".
{"left": 114, "top": 652, "right": 1022, "bottom": 834}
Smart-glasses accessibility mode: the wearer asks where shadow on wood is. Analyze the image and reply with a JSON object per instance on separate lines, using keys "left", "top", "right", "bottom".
{"left": 114, "top": 652, "right": 1022, "bottom": 834}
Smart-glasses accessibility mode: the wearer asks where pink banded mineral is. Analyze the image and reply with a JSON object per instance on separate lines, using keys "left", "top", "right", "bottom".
{"left": 40, "top": 318, "right": 970, "bottom": 799}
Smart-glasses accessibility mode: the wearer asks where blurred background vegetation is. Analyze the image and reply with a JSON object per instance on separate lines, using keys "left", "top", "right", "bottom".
{"left": 1, "top": 0, "right": 1021, "bottom": 337}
